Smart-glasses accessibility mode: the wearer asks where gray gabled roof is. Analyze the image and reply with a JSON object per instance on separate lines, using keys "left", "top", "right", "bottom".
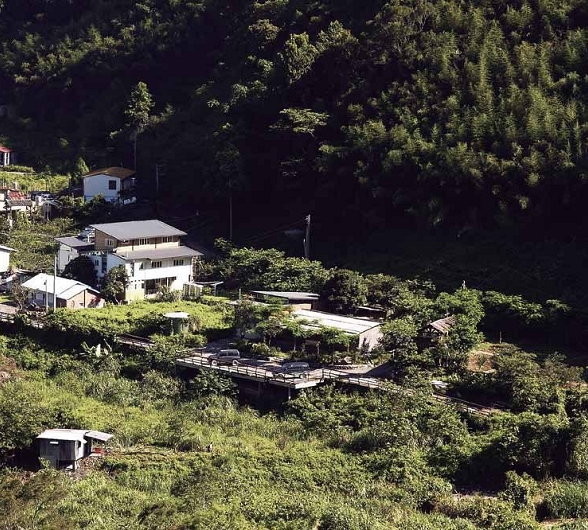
{"left": 55, "top": 236, "right": 94, "bottom": 250}
{"left": 114, "top": 246, "right": 202, "bottom": 261}
{"left": 91, "top": 220, "right": 186, "bottom": 241}
{"left": 22, "top": 273, "right": 99, "bottom": 299}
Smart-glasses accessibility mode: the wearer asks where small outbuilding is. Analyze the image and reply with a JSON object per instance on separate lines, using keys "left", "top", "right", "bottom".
{"left": 251, "top": 291, "right": 319, "bottom": 310}
{"left": 292, "top": 309, "right": 383, "bottom": 352}
{"left": 164, "top": 311, "right": 190, "bottom": 335}
{"left": 37, "top": 429, "right": 113, "bottom": 470}
{"left": 21, "top": 273, "right": 104, "bottom": 309}
{"left": 425, "top": 316, "right": 456, "bottom": 337}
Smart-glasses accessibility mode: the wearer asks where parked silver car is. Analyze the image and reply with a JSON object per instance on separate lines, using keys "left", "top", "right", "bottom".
{"left": 275, "top": 361, "right": 311, "bottom": 379}
{"left": 208, "top": 349, "right": 241, "bottom": 366}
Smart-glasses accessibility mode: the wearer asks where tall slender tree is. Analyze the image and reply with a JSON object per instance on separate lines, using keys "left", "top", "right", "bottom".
{"left": 124, "top": 82, "right": 154, "bottom": 170}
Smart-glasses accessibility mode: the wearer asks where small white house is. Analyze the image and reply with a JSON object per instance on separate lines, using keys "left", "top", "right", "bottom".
{"left": 22, "top": 273, "right": 104, "bottom": 309}
{"left": 0, "top": 245, "right": 14, "bottom": 273}
{"left": 0, "top": 146, "right": 14, "bottom": 167}
{"left": 82, "top": 167, "right": 136, "bottom": 204}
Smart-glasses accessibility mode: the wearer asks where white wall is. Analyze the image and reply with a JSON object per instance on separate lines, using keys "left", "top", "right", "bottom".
{"left": 57, "top": 246, "right": 79, "bottom": 272}
{"left": 83, "top": 175, "right": 121, "bottom": 202}
{"left": 358, "top": 326, "right": 383, "bottom": 352}
{"left": 128, "top": 259, "right": 192, "bottom": 286}
{"left": 0, "top": 250, "right": 11, "bottom": 273}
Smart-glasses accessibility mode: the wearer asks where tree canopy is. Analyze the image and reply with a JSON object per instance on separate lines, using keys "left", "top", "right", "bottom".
{"left": 3, "top": 0, "right": 588, "bottom": 232}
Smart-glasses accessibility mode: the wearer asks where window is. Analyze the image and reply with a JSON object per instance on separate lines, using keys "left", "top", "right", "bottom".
{"left": 173, "top": 259, "right": 184, "bottom": 266}
{"left": 161, "top": 236, "right": 174, "bottom": 243}
{"left": 105, "top": 238, "right": 115, "bottom": 247}
{"left": 151, "top": 261, "right": 162, "bottom": 268}
{"left": 137, "top": 238, "right": 150, "bottom": 246}
{"left": 108, "top": 180, "right": 117, "bottom": 190}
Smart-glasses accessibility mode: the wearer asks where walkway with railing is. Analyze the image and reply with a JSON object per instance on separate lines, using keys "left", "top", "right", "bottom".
{"left": 0, "top": 307, "right": 500, "bottom": 417}
{"left": 174, "top": 352, "right": 499, "bottom": 415}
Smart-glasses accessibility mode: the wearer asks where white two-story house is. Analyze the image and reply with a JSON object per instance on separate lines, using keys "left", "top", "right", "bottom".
{"left": 57, "top": 219, "right": 202, "bottom": 302}
{"left": 82, "top": 167, "right": 136, "bottom": 205}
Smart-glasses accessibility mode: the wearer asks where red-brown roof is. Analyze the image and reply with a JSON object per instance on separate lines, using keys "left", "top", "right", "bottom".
{"left": 7, "top": 191, "right": 29, "bottom": 200}
{"left": 0, "top": 146, "right": 13, "bottom": 153}
{"left": 82, "top": 167, "right": 135, "bottom": 180}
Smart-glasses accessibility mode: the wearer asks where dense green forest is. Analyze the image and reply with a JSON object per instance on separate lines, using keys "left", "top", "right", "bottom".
{"left": 3, "top": 0, "right": 588, "bottom": 232}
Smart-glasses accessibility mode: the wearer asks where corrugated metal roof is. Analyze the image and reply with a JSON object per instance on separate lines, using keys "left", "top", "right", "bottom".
{"left": 428, "top": 316, "right": 456, "bottom": 334}
{"left": 115, "top": 245, "right": 201, "bottom": 260}
{"left": 85, "top": 430, "right": 114, "bottom": 442}
{"left": 37, "top": 429, "right": 88, "bottom": 442}
{"left": 251, "top": 291, "right": 319, "bottom": 302}
{"left": 55, "top": 236, "right": 94, "bottom": 250}
{"left": 293, "top": 309, "right": 381, "bottom": 335}
{"left": 6, "top": 199, "right": 33, "bottom": 207}
{"left": 82, "top": 167, "right": 135, "bottom": 180}
{"left": 37, "top": 429, "right": 113, "bottom": 442}
{"left": 21, "top": 273, "right": 99, "bottom": 299}
{"left": 91, "top": 220, "right": 186, "bottom": 241}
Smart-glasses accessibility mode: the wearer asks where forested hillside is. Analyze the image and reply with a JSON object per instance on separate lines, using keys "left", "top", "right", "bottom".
{"left": 3, "top": 0, "right": 588, "bottom": 232}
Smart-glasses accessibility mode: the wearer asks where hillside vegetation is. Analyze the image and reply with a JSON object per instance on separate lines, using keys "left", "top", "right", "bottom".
{"left": 2, "top": 0, "right": 588, "bottom": 232}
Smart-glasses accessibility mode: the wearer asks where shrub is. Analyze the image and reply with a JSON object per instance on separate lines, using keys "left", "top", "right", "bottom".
{"left": 544, "top": 481, "right": 588, "bottom": 519}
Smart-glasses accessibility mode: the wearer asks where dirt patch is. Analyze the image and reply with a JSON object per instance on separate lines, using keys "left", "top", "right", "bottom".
{"left": 467, "top": 349, "right": 495, "bottom": 373}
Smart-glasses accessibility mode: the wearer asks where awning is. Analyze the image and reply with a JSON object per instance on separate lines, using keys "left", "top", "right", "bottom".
{"left": 84, "top": 430, "right": 114, "bottom": 442}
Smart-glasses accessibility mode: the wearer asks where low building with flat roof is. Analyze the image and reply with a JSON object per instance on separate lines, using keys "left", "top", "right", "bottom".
{"left": 37, "top": 429, "right": 113, "bottom": 470}
{"left": 251, "top": 290, "right": 319, "bottom": 310}
{"left": 293, "top": 309, "right": 383, "bottom": 352}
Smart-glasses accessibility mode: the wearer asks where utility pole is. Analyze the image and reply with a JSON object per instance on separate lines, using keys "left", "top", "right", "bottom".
{"left": 155, "top": 164, "right": 165, "bottom": 217}
{"left": 229, "top": 194, "right": 233, "bottom": 241}
{"left": 303, "top": 214, "right": 311, "bottom": 259}
{"left": 53, "top": 255, "right": 57, "bottom": 310}
{"left": 133, "top": 132, "right": 137, "bottom": 171}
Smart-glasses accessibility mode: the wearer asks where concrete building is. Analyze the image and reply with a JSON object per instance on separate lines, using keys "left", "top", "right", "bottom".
{"left": 56, "top": 220, "right": 202, "bottom": 302}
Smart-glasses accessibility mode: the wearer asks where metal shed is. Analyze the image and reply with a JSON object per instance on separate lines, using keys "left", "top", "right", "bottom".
{"left": 37, "top": 429, "right": 113, "bottom": 470}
